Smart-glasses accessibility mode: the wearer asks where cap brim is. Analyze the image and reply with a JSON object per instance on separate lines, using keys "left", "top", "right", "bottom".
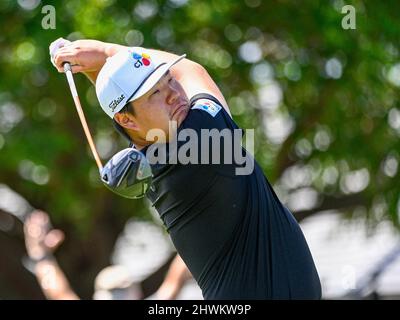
{"left": 128, "top": 54, "right": 186, "bottom": 103}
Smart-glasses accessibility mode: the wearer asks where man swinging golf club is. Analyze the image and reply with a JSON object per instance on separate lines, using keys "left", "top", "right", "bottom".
{"left": 51, "top": 38, "right": 321, "bottom": 299}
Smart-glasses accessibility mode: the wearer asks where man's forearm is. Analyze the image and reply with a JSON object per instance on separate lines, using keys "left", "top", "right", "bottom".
{"left": 156, "top": 254, "right": 192, "bottom": 299}
{"left": 78, "top": 40, "right": 229, "bottom": 112}
{"left": 142, "top": 48, "right": 201, "bottom": 84}
{"left": 83, "top": 71, "right": 99, "bottom": 84}
{"left": 105, "top": 43, "right": 129, "bottom": 57}
{"left": 106, "top": 43, "right": 195, "bottom": 72}
{"left": 87, "top": 42, "right": 198, "bottom": 84}
{"left": 83, "top": 43, "right": 128, "bottom": 84}
{"left": 35, "top": 259, "right": 79, "bottom": 300}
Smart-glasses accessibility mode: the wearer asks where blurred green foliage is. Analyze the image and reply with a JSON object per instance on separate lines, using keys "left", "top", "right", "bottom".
{"left": 1, "top": 0, "right": 400, "bottom": 297}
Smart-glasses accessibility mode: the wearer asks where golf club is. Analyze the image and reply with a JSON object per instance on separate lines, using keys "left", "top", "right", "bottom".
{"left": 63, "top": 62, "right": 103, "bottom": 171}
{"left": 62, "top": 62, "right": 152, "bottom": 199}
{"left": 100, "top": 147, "right": 153, "bottom": 199}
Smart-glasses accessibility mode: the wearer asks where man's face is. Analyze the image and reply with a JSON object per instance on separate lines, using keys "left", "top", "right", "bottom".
{"left": 126, "top": 70, "right": 190, "bottom": 144}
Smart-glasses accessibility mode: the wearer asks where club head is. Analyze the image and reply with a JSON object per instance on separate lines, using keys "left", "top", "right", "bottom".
{"left": 100, "top": 148, "right": 152, "bottom": 199}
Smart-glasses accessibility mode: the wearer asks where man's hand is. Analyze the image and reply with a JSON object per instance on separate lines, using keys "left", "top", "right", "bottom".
{"left": 50, "top": 38, "right": 127, "bottom": 83}
{"left": 52, "top": 39, "right": 108, "bottom": 73}
{"left": 24, "top": 210, "right": 64, "bottom": 260}
{"left": 51, "top": 39, "right": 125, "bottom": 72}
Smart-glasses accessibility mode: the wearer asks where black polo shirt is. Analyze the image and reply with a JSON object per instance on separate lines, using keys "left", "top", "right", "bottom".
{"left": 143, "top": 93, "right": 321, "bottom": 299}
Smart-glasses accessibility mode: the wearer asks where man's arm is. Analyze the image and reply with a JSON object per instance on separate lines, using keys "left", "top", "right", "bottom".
{"left": 24, "top": 210, "right": 79, "bottom": 300}
{"left": 141, "top": 48, "right": 231, "bottom": 116}
{"left": 52, "top": 39, "right": 231, "bottom": 115}
{"left": 32, "top": 258, "right": 80, "bottom": 300}
{"left": 149, "top": 254, "right": 192, "bottom": 300}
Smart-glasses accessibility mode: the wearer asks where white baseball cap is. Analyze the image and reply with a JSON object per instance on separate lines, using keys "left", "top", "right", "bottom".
{"left": 96, "top": 47, "right": 186, "bottom": 118}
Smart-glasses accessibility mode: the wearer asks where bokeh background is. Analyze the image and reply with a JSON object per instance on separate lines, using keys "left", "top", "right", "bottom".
{"left": 1, "top": 0, "right": 400, "bottom": 299}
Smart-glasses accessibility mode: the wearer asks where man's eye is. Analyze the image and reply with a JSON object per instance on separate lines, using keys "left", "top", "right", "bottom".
{"left": 168, "top": 77, "right": 174, "bottom": 83}
{"left": 152, "top": 90, "right": 160, "bottom": 96}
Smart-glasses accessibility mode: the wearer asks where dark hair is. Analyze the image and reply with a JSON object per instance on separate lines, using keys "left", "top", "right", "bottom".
{"left": 112, "top": 103, "right": 135, "bottom": 143}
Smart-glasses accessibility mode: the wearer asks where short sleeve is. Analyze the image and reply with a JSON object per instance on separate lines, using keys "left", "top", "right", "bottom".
{"left": 174, "top": 93, "right": 244, "bottom": 177}
{"left": 181, "top": 93, "right": 239, "bottom": 132}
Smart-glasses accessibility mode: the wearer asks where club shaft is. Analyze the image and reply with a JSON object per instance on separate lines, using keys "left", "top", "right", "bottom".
{"left": 64, "top": 63, "right": 103, "bottom": 171}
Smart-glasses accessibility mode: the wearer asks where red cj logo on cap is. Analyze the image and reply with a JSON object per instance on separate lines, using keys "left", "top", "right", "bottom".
{"left": 132, "top": 52, "right": 151, "bottom": 68}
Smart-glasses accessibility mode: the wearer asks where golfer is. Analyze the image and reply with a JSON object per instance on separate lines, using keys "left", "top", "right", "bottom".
{"left": 52, "top": 39, "right": 321, "bottom": 299}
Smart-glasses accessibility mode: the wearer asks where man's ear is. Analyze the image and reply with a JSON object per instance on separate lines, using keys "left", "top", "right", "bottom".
{"left": 114, "top": 112, "right": 139, "bottom": 131}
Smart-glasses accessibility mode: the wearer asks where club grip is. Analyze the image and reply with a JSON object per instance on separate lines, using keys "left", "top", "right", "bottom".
{"left": 63, "top": 62, "right": 72, "bottom": 73}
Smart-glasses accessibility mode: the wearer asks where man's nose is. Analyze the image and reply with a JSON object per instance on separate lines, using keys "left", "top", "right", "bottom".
{"left": 166, "top": 86, "right": 179, "bottom": 105}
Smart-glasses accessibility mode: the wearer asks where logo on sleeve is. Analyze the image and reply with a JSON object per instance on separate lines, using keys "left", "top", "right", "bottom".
{"left": 192, "top": 99, "right": 222, "bottom": 117}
